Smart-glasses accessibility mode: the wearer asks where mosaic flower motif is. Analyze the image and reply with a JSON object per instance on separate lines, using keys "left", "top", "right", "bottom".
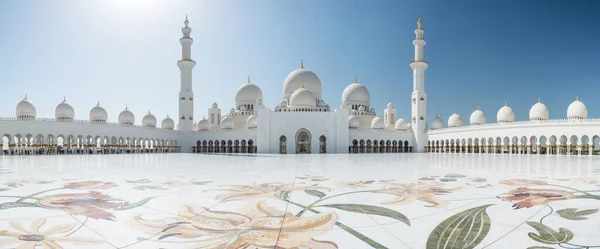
{"left": 499, "top": 187, "right": 574, "bottom": 209}
{"left": 374, "top": 182, "right": 461, "bottom": 208}
{"left": 418, "top": 177, "right": 436, "bottom": 181}
{"left": 131, "top": 201, "right": 338, "bottom": 248}
{"left": 4, "top": 178, "right": 54, "bottom": 188}
{"left": 499, "top": 179, "right": 547, "bottom": 186}
{"left": 296, "top": 174, "right": 330, "bottom": 182}
{"left": 64, "top": 181, "right": 117, "bottom": 190}
{"left": 338, "top": 180, "right": 375, "bottom": 189}
{"left": 37, "top": 191, "right": 124, "bottom": 220}
{"left": 0, "top": 218, "right": 102, "bottom": 248}
{"left": 207, "top": 183, "right": 331, "bottom": 202}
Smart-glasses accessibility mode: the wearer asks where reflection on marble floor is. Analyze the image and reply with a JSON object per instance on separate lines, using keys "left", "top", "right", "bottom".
{"left": 0, "top": 154, "right": 599, "bottom": 249}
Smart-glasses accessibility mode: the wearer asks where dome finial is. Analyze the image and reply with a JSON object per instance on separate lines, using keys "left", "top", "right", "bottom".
{"left": 63, "top": 96, "right": 66, "bottom": 102}
{"left": 96, "top": 100, "right": 100, "bottom": 106}
{"left": 167, "top": 113, "right": 170, "bottom": 118}
{"left": 184, "top": 15, "right": 189, "bottom": 27}
{"left": 504, "top": 102, "right": 507, "bottom": 106}
{"left": 477, "top": 106, "right": 480, "bottom": 110}
{"left": 125, "top": 105, "right": 128, "bottom": 110}
{"left": 301, "top": 83, "right": 305, "bottom": 88}
{"left": 576, "top": 96, "right": 579, "bottom": 101}
{"left": 538, "top": 98, "right": 541, "bottom": 103}
{"left": 148, "top": 110, "right": 151, "bottom": 115}
{"left": 300, "top": 59, "right": 304, "bottom": 69}
{"left": 24, "top": 94, "right": 28, "bottom": 99}
{"left": 247, "top": 75, "right": 251, "bottom": 83}
{"left": 354, "top": 76, "right": 358, "bottom": 83}
{"left": 418, "top": 16, "right": 421, "bottom": 25}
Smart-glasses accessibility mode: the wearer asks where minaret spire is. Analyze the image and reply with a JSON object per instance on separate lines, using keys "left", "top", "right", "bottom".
{"left": 410, "top": 16, "right": 429, "bottom": 153}
{"left": 178, "top": 15, "right": 196, "bottom": 132}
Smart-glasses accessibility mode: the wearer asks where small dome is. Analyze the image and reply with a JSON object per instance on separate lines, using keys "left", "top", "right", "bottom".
{"left": 448, "top": 112, "right": 464, "bottom": 127}
{"left": 469, "top": 107, "right": 486, "bottom": 125}
{"left": 256, "top": 98, "right": 264, "bottom": 107}
{"left": 283, "top": 63, "right": 322, "bottom": 98}
{"left": 279, "top": 99, "right": 288, "bottom": 107}
{"left": 387, "top": 102, "right": 394, "bottom": 109}
{"left": 16, "top": 95, "right": 36, "bottom": 120}
{"left": 246, "top": 115, "right": 257, "bottom": 129}
{"left": 142, "top": 111, "right": 157, "bottom": 128}
{"left": 349, "top": 115, "right": 359, "bottom": 129}
{"left": 221, "top": 116, "right": 233, "bottom": 129}
{"left": 118, "top": 106, "right": 135, "bottom": 125}
{"left": 230, "top": 108, "right": 235, "bottom": 114}
{"left": 198, "top": 117, "right": 209, "bottom": 131}
{"left": 240, "top": 105, "right": 247, "bottom": 111}
{"left": 342, "top": 79, "right": 370, "bottom": 107}
{"left": 90, "top": 101, "right": 108, "bottom": 123}
{"left": 529, "top": 99, "right": 549, "bottom": 120}
{"left": 395, "top": 117, "right": 409, "bottom": 130}
{"left": 235, "top": 78, "right": 263, "bottom": 105}
{"left": 289, "top": 87, "right": 316, "bottom": 108}
{"left": 369, "top": 108, "right": 376, "bottom": 113}
{"left": 430, "top": 115, "right": 444, "bottom": 130}
{"left": 497, "top": 103, "right": 515, "bottom": 123}
{"left": 318, "top": 99, "right": 326, "bottom": 107}
{"left": 212, "top": 102, "right": 218, "bottom": 108}
{"left": 55, "top": 97, "right": 74, "bottom": 121}
{"left": 567, "top": 97, "right": 587, "bottom": 120}
{"left": 358, "top": 106, "right": 366, "bottom": 112}
{"left": 161, "top": 115, "right": 175, "bottom": 129}
{"left": 371, "top": 116, "right": 384, "bottom": 130}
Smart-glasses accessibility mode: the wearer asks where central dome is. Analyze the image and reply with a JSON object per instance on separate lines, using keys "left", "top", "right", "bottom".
{"left": 430, "top": 115, "right": 444, "bottom": 130}
{"left": 235, "top": 78, "right": 263, "bottom": 106}
{"left": 16, "top": 95, "right": 36, "bottom": 120}
{"left": 90, "top": 102, "right": 108, "bottom": 123}
{"left": 448, "top": 112, "right": 464, "bottom": 127}
{"left": 55, "top": 97, "right": 74, "bottom": 121}
{"left": 289, "top": 87, "right": 316, "bottom": 108}
{"left": 142, "top": 111, "right": 157, "bottom": 128}
{"left": 342, "top": 78, "right": 370, "bottom": 107}
{"left": 119, "top": 107, "right": 135, "bottom": 125}
{"left": 567, "top": 97, "right": 587, "bottom": 120}
{"left": 469, "top": 107, "right": 486, "bottom": 125}
{"left": 529, "top": 99, "right": 549, "bottom": 120}
{"left": 497, "top": 103, "right": 515, "bottom": 123}
{"left": 283, "top": 62, "right": 322, "bottom": 99}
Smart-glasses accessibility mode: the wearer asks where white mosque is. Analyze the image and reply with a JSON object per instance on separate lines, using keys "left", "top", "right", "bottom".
{"left": 1, "top": 17, "right": 599, "bottom": 156}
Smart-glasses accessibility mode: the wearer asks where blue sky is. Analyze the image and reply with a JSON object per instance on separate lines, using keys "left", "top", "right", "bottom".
{"left": 1, "top": 0, "right": 599, "bottom": 124}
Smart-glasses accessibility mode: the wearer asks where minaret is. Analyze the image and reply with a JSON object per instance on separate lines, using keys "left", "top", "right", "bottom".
{"left": 177, "top": 15, "right": 195, "bottom": 131}
{"left": 410, "top": 17, "right": 428, "bottom": 152}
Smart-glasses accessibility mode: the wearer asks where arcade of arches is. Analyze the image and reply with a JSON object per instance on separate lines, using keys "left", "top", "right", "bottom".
{"left": 349, "top": 139, "right": 412, "bottom": 154}
{"left": 1, "top": 134, "right": 179, "bottom": 155}
{"left": 427, "top": 135, "right": 600, "bottom": 155}
{"left": 193, "top": 139, "right": 257, "bottom": 153}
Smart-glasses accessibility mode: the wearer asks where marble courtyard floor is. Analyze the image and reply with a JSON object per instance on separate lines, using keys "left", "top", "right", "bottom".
{"left": 0, "top": 154, "right": 599, "bottom": 249}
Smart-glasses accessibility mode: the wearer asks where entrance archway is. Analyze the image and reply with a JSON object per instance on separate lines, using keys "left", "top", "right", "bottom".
{"left": 295, "top": 129, "right": 311, "bottom": 154}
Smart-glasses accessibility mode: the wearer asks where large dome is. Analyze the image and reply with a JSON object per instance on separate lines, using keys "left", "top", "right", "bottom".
{"left": 395, "top": 117, "right": 410, "bottom": 130}
{"left": 469, "top": 107, "right": 486, "bottom": 125}
{"left": 16, "top": 95, "right": 36, "bottom": 120}
{"left": 161, "top": 115, "right": 174, "bottom": 129}
{"left": 90, "top": 102, "right": 108, "bottom": 123}
{"left": 349, "top": 115, "right": 359, "bottom": 129}
{"left": 430, "top": 115, "right": 444, "bottom": 129}
{"left": 235, "top": 78, "right": 263, "bottom": 105}
{"left": 567, "top": 97, "right": 588, "bottom": 120}
{"left": 289, "top": 87, "right": 316, "bottom": 108}
{"left": 529, "top": 99, "right": 549, "bottom": 120}
{"left": 221, "top": 116, "right": 233, "bottom": 130}
{"left": 283, "top": 63, "right": 322, "bottom": 98}
{"left": 118, "top": 107, "right": 135, "bottom": 125}
{"left": 55, "top": 97, "right": 74, "bottom": 121}
{"left": 142, "top": 111, "right": 157, "bottom": 128}
{"left": 448, "top": 112, "right": 464, "bottom": 127}
{"left": 198, "top": 117, "right": 209, "bottom": 131}
{"left": 371, "top": 116, "right": 384, "bottom": 130}
{"left": 497, "top": 103, "right": 515, "bottom": 123}
{"left": 342, "top": 78, "right": 370, "bottom": 107}
{"left": 246, "top": 115, "right": 257, "bottom": 129}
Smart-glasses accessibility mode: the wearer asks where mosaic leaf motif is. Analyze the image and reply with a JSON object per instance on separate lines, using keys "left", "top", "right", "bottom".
{"left": 126, "top": 179, "right": 151, "bottom": 184}
{"left": 426, "top": 204, "right": 492, "bottom": 249}
{"left": 133, "top": 185, "right": 168, "bottom": 190}
{"left": 115, "top": 197, "right": 153, "bottom": 211}
{"left": 319, "top": 204, "right": 410, "bottom": 226}
{"left": 0, "top": 188, "right": 10, "bottom": 192}
{"left": 526, "top": 221, "right": 574, "bottom": 244}
{"left": 305, "top": 189, "right": 326, "bottom": 199}
{"left": 556, "top": 208, "right": 598, "bottom": 220}
{"left": 0, "top": 202, "right": 38, "bottom": 209}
